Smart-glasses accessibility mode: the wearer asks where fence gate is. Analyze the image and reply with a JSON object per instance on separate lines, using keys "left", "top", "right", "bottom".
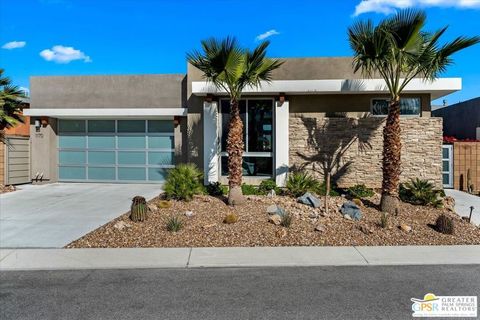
{"left": 442, "top": 144, "right": 453, "bottom": 188}
{"left": 4, "top": 136, "right": 30, "bottom": 185}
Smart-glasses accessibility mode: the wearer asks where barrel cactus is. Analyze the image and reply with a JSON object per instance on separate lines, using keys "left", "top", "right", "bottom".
{"left": 130, "top": 196, "right": 147, "bottom": 222}
{"left": 435, "top": 214, "right": 454, "bottom": 235}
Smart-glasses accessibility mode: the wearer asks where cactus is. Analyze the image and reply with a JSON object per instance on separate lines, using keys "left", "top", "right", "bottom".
{"left": 380, "top": 212, "right": 389, "bottom": 228}
{"left": 223, "top": 212, "right": 239, "bottom": 224}
{"left": 435, "top": 214, "right": 454, "bottom": 235}
{"left": 130, "top": 196, "right": 147, "bottom": 222}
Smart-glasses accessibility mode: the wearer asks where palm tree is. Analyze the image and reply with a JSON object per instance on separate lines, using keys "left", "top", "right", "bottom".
{"left": 0, "top": 68, "right": 26, "bottom": 132}
{"left": 187, "top": 37, "right": 283, "bottom": 204}
{"left": 348, "top": 10, "right": 479, "bottom": 213}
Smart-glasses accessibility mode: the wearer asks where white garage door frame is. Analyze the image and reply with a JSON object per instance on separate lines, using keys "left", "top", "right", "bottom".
{"left": 58, "top": 119, "right": 175, "bottom": 183}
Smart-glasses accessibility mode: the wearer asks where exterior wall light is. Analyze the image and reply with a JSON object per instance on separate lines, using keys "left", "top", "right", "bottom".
{"left": 34, "top": 119, "right": 41, "bottom": 132}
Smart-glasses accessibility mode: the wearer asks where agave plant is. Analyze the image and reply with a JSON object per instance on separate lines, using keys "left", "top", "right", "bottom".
{"left": 400, "top": 178, "right": 443, "bottom": 207}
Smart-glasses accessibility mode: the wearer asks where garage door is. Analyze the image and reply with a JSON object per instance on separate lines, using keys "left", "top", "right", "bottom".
{"left": 58, "top": 119, "right": 174, "bottom": 183}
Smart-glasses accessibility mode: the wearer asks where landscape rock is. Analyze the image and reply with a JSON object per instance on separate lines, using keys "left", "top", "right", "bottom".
{"left": 185, "top": 210, "right": 194, "bottom": 218}
{"left": 148, "top": 204, "right": 158, "bottom": 212}
{"left": 340, "top": 201, "right": 362, "bottom": 221}
{"left": 443, "top": 196, "right": 455, "bottom": 212}
{"left": 113, "top": 221, "right": 132, "bottom": 231}
{"left": 400, "top": 223, "right": 412, "bottom": 233}
{"left": 358, "top": 225, "right": 373, "bottom": 234}
{"left": 269, "top": 214, "right": 282, "bottom": 225}
{"left": 267, "top": 189, "right": 276, "bottom": 198}
{"left": 266, "top": 204, "right": 286, "bottom": 217}
{"left": 275, "top": 228, "right": 287, "bottom": 238}
{"left": 297, "top": 192, "right": 321, "bottom": 208}
{"left": 314, "top": 224, "right": 326, "bottom": 232}
{"left": 343, "top": 214, "right": 352, "bottom": 220}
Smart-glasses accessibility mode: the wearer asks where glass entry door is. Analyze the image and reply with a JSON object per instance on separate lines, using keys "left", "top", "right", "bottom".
{"left": 442, "top": 145, "right": 453, "bottom": 188}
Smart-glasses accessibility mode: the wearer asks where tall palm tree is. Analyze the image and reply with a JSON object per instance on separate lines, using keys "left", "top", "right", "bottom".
{"left": 187, "top": 37, "right": 283, "bottom": 204}
{"left": 0, "top": 68, "right": 26, "bottom": 132}
{"left": 348, "top": 10, "right": 479, "bottom": 213}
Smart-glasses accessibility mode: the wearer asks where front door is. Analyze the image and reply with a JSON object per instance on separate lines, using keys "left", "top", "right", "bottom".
{"left": 442, "top": 144, "right": 453, "bottom": 188}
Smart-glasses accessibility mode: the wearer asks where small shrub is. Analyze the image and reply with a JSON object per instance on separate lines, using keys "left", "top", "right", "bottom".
{"left": 316, "top": 182, "right": 340, "bottom": 196}
{"left": 223, "top": 212, "right": 239, "bottom": 224}
{"left": 348, "top": 184, "right": 374, "bottom": 198}
{"left": 166, "top": 215, "right": 184, "bottom": 232}
{"left": 380, "top": 212, "right": 389, "bottom": 228}
{"left": 130, "top": 196, "right": 147, "bottom": 222}
{"left": 164, "top": 164, "right": 204, "bottom": 201}
{"left": 280, "top": 211, "right": 293, "bottom": 228}
{"left": 286, "top": 171, "right": 321, "bottom": 197}
{"left": 435, "top": 214, "right": 454, "bottom": 235}
{"left": 258, "top": 179, "right": 280, "bottom": 195}
{"left": 206, "top": 182, "right": 227, "bottom": 196}
{"left": 400, "top": 178, "right": 443, "bottom": 208}
{"left": 353, "top": 198, "right": 363, "bottom": 207}
{"left": 157, "top": 200, "right": 172, "bottom": 209}
{"left": 241, "top": 183, "right": 260, "bottom": 195}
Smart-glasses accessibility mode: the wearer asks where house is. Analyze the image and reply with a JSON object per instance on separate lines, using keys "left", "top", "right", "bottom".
{"left": 24, "top": 57, "right": 461, "bottom": 188}
{"left": 432, "top": 97, "right": 480, "bottom": 140}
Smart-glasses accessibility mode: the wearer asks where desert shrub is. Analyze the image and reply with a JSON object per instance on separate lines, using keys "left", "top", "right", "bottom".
{"left": 241, "top": 183, "right": 260, "bottom": 195}
{"left": 380, "top": 212, "right": 389, "bottom": 228}
{"left": 223, "top": 212, "right": 239, "bottom": 224}
{"left": 164, "top": 164, "right": 204, "bottom": 201}
{"left": 280, "top": 211, "right": 293, "bottom": 228}
{"left": 166, "top": 215, "right": 184, "bottom": 232}
{"left": 348, "top": 184, "right": 374, "bottom": 198}
{"left": 206, "top": 182, "right": 227, "bottom": 196}
{"left": 157, "top": 200, "right": 172, "bottom": 209}
{"left": 258, "top": 179, "right": 280, "bottom": 195}
{"left": 435, "top": 214, "right": 454, "bottom": 234}
{"left": 286, "top": 171, "right": 321, "bottom": 197}
{"left": 400, "top": 178, "right": 443, "bottom": 208}
{"left": 316, "top": 182, "right": 340, "bottom": 196}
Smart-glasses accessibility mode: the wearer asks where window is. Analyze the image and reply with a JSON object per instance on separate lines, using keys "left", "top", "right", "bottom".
{"left": 371, "top": 98, "right": 421, "bottom": 116}
{"left": 219, "top": 99, "right": 274, "bottom": 177}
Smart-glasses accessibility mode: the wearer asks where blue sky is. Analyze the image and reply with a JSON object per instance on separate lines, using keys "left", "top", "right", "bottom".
{"left": 1, "top": 0, "right": 479, "bottom": 105}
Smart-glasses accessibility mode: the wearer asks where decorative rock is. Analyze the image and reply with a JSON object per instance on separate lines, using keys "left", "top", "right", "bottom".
{"left": 202, "top": 223, "right": 217, "bottom": 229}
{"left": 113, "top": 221, "right": 132, "bottom": 231}
{"left": 314, "top": 224, "right": 326, "bottom": 232}
{"left": 267, "top": 189, "right": 276, "bottom": 198}
{"left": 275, "top": 228, "right": 287, "bottom": 238}
{"left": 400, "top": 223, "right": 412, "bottom": 233}
{"left": 297, "top": 192, "right": 321, "bottom": 208}
{"left": 185, "top": 210, "right": 194, "bottom": 218}
{"left": 148, "top": 204, "right": 158, "bottom": 212}
{"left": 340, "top": 201, "right": 362, "bottom": 221}
{"left": 343, "top": 214, "right": 352, "bottom": 220}
{"left": 358, "top": 225, "right": 374, "bottom": 234}
{"left": 266, "top": 204, "right": 286, "bottom": 217}
{"left": 269, "top": 214, "right": 282, "bottom": 225}
{"left": 309, "top": 211, "right": 319, "bottom": 219}
{"left": 443, "top": 196, "right": 455, "bottom": 212}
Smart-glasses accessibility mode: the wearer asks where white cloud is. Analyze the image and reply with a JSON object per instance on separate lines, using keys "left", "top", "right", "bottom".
{"left": 353, "top": 0, "right": 480, "bottom": 16}
{"left": 2, "top": 41, "right": 26, "bottom": 49}
{"left": 255, "top": 29, "right": 280, "bottom": 41}
{"left": 39, "top": 45, "right": 92, "bottom": 64}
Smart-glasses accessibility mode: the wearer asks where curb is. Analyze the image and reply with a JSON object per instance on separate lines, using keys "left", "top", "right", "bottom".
{"left": 1, "top": 245, "right": 480, "bottom": 271}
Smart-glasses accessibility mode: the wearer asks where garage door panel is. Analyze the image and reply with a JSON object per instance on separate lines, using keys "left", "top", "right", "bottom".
{"left": 118, "top": 151, "right": 146, "bottom": 165}
{"left": 118, "top": 136, "right": 146, "bottom": 149}
{"left": 148, "top": 136, "right": 174, "bottom": 149}
{"left": 59, "top": 166, "right": 86, "bottom": 180}
{"left": 59, "top": 151, "right": 86, "bottom": 165}
{"left": 88, "top": 167, "right": 115, "bottom": 180}
{"left": 148, "top": 152, "right": 173, "bottom": 166}
{"left": 88, "top": 135, "right": 115, "bottom": 148}
{"left": 88, "top": 151, "right": 115, "bottom": 165}
{"left": 118, "top": 167, "right": 146, "bottom": 181}
{"left": 59, "top": 136, "right": 86, "bottom": 148}
{"left": 148, "top": 168, "right": 168, "bottom": 181}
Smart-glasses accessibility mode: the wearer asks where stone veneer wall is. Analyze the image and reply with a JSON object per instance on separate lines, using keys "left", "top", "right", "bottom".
{"left": 289, "top": 116, "right": 443, "bottom": 189}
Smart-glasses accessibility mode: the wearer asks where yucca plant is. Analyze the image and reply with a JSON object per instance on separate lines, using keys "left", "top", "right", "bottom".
{"left": 348, "top": 9, "right": 479, "bottom": 213}
{"left": 164, "top": 164, "right": 204, "bottom": 201}
{"left": 286, "top": 171, "right": 321, "bottom": 198}
{"left": 166, "top": 215, "right": 184, "bottom": 232}
{"left": 187, "top": 37, "right": 283, "bottom": 205}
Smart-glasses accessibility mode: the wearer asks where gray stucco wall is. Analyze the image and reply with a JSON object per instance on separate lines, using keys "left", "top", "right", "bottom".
{"left": 30, "top": 118, "right": 58, "bottom": 183}
{"left": 30, "top": 74, "right": 186, "bottom": 108}
{"left": 432, "top": 97, "right": 480, "bottom": 140}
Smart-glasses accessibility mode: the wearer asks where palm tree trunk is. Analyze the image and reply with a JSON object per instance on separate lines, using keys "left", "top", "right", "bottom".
{"left": 380, "top": 97, "right": 401, "bottom": 213}
{"left": 227, "top": 98, "right": 245, "bottom": 205}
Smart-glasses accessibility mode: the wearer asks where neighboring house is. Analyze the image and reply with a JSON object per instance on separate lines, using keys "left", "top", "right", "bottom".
{"left": 433, "top": 97, "right": 480, "bottom": 140}
{"left": 24, "top": 57, "right": 461, "bottom": 188}
{"left": 1, "top": 98, "right": 30, "bottom": 185}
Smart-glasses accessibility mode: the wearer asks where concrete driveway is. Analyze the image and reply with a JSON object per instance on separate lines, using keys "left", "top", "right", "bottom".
{"left": 445, "top": 189, "right": 480, "bottom": 225}
{"left": 0, "top": 183, "right": 161, "bottom": 248}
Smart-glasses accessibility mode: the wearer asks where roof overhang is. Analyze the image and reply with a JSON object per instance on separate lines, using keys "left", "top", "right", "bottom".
{"left": 192, "top": 78, "right": 461, "bottom": 100}
{"left": 23, "top": 108, "right": 187, "bottom": 118}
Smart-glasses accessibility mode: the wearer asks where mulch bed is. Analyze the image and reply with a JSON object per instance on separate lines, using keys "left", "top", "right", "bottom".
{"left": 66, "top": 192, "right": 480, "bottom": 248}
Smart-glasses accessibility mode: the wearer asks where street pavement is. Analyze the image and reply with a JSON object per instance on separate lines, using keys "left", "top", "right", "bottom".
{"left": 1, "top": 265, "right": 479, "bottom": 320}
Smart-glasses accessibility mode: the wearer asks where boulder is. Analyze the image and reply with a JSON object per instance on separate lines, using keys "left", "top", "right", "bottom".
{"left": 297, "top": 192, "right": 321, "bottom": 208}
{"left": 340, "top": 201, "right": 362, "bottom": 221}
{"left": 266, "top": 204, "right": 286, "bottom": 217}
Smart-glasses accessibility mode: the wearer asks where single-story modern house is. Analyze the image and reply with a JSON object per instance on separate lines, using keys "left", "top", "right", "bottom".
{"left": 432, "top": 97, "right": 480, "bottom": 140}
{"left": 24, "top": 57, "right": 461, "bottom": 188}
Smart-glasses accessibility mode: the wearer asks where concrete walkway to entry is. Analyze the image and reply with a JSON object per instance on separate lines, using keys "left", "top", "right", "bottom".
{"left": 445, "top": 189, "right": 480, "bottom": 225}
{"left": 0, "top": 183, "right": 161, "bottom": 248}
{"left": 1, "top": 246, "right": 479, "bottom": 271}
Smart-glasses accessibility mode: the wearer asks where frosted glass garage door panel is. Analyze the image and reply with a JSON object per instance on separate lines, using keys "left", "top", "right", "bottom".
{"left": 148, "top": 152, "right": 174, "bottom": 165}
{"left": 59, "top": 166, "right": 86, "bottom": 180}
{"left": 148, "top": 168, "right": 168, "bottom": 181}
{"left": 88, "top": 151, "right": 115, "bottom": 165}
{"left": 59, "top": 136, "right": 86, "bottom": 148}
{"left": 148, "top": 120, "right": 174, "bottom": 133}
{"left": 148, "top": 136, "right": 173, "bottom": 149}
{"left": 59, "top": 151, "right": 85, "bottom": 165}
{"left": 88, "top": 167, "right": 115, "bottom": 180}
{"left": 88, "top": 120, "right": 115, "bottom": 133}
{"left": 89, "top": 135, "right": 115, "bottom": 149}
{"left": 59, "top": 120, "right": 85, "bottom": 133}
{"left": 118, "top": 136, "right": 146, "bottom": 149}
{"left": 118, "top": 120, "right": 145, "bottom": 133}
{"left": 118, "top": 152, "right": 146, "bottom": 165}
{"left": 118, "top": 167, "right": 146, "bottom": 180}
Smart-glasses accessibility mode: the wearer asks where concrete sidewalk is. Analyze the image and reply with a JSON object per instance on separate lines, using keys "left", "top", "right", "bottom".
{"left": 445, "top": 189, "right": 480, "bottom": 225}
{"left": 1, "top": 245, "right": 480, "bottom": 271}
